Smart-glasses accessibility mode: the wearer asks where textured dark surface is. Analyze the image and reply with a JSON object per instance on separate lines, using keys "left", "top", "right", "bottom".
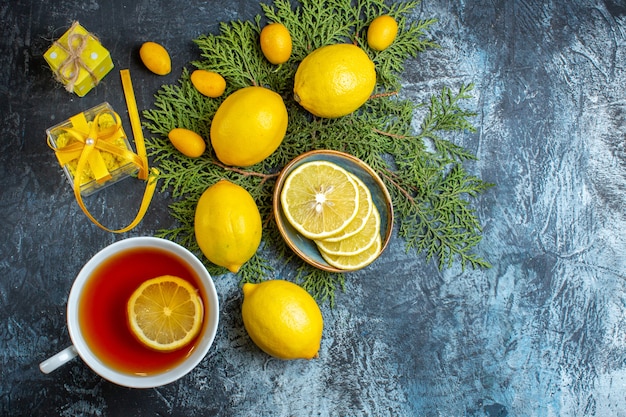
{"left": 1, "top": 0, "right": 626, "bottom": 416}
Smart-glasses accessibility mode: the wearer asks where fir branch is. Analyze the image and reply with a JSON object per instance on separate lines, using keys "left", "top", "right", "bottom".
{"left": 237, "top": 253, "right": 275, "bottom": 285}
{"left": 418, "top": 83, "right": 479, "bottom": 161}
{"left": 194, "top": 20, "right": 268, "bottom": 89}
{"left": 295, "top": 266, "right": 345, "bottom": 307}
{"left": 142, "top": 0, "right": 492, "bottom": 303}
{"left": 393, "top": 162, "right": 493, "bottom": 270}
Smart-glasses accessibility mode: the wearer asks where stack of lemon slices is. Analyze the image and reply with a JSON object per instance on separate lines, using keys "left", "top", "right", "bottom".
{"left": 280, "top": 160, "right": 382, "bottom": 271}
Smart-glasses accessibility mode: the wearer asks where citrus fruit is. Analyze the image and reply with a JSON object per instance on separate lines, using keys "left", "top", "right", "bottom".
{"left": 190, "top": 69, "right": 226, "bottom": 98}
{"left": 210, "top": 86, "right": 288, "bottom": 166}
{"left": 139, "top": 41, "right": 171, "bottom": 75}
{"left": 280, "top": 161, "right": 360, "bottom": 239}
{"left": 321, "top": 173, "right": 373, "bottom": 243}
{"left": 319, "top": 233, "right": 382, "bottom": 271}
{"left": 293, "top": 44, "right": 376, "bottom": 118}
{"left": 316, "top": 204, "right": 380, "bottom": 256}
{"left": 127, "top": 275, "right": 204, "bottom": 352}
{"left": 367, "top": 15, "right": 399, "bottom": 51}
{"left": 241, "top": 280, "right": 323, "bottom": 360}
{"left": 194, "top": 179, "right": 262, "bottom": 273}
{"left": 168, "top": 127, "right": 206, "bottom": 158}
{"left": 260, "top": 22, "right": 292, "bottom": 65}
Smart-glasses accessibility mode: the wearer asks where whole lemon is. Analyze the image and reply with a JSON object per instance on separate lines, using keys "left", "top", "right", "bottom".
{"left": 210, "top": 86, "right": 288, "bottom": 167}
{"left": 194, "top": 179, "right": 262, "bottom": 273}
{"left": 293, "top": 44, "right": 376, "bottom": 118}
{"left": 242, "top": 280, "right": 323, "bottom": 360}
{"left": 367, "top": 15, "right": 399, "bottom": 51}
{"left": 260, "top": 22, "right": 292, "bottom": 65}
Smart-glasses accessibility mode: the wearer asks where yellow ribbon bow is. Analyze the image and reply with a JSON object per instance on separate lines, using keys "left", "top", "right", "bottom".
{"left": 51, "top": 110, "right": 144, "bottom": 184}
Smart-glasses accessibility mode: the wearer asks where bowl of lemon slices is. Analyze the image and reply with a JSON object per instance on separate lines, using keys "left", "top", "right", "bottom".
{"left": 273, "top": 150, "right": 394, "bottom": 272}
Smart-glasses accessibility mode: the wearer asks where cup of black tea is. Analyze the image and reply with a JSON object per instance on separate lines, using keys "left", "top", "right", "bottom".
{"left": 39, "top": 237, "right": 219, "bottom": 388}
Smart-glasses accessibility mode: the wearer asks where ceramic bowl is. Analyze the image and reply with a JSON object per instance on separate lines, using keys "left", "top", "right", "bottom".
{"left": 273, "top": 150, "right": 394, "bottom": 273}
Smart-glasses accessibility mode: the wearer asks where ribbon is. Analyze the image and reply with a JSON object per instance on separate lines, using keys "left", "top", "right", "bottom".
{"left": 53, "top": 21, "right": 99, "bottom": 93}
{"left": 48, "top": 69, "right": 159, "bottom": 233}
{"left": 120, "top": 69, "right": 149, "bottom": 181}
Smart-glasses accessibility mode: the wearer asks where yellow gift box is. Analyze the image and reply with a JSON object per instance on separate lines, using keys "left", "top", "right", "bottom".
{"left": 46, "top": 102, "right": 139, "bottom": 196}
{"left": 44, "top": 22, "right": 114, "bottom": 97}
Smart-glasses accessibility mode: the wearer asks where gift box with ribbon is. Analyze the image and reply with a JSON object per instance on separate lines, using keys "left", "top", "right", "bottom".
{"left": 46, "top": 70, "right": 158, "bottom": 234}
{"left": 44, "top": 22, "right": 114, "bottom": 97}
{"left": 46, "top": 102, "right": 139, "bottom": 196}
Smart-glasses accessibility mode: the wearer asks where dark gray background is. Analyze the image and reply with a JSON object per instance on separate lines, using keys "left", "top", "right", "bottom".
{"left": 1, "top": 0, "right": 625, "bottom": 416}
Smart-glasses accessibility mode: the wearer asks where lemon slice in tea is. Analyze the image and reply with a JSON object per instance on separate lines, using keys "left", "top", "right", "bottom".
{"left": 319, "top": 234, "right": 382, "bottom": 271}
{"left": 316, "top": 204, "right": 380, "bottom": 256}
{"left": 281, "top": 161, "right": 359, "bottom": 239}
{"left": 127, "top": 275, "right": 204, "bottom": 352}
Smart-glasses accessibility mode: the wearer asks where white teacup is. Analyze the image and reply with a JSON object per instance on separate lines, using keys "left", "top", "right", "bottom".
{"left": 39, "top": 237, "right": 219, "bottom": 388}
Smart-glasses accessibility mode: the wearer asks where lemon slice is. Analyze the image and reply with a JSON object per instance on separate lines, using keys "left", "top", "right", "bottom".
{"left": 281, "top": 161, "right": 359, "bottom": 239}
{"left": 316, "top": 204, "right": 380, "bottom": 256}
{"left": 242, "top": 280, "right": 323, "bottom": 360}
{"left": 322, "top": 173, "right": 373, "bottom": 242}
{"left": 127, "top": 275, "right": 204, "bottom": 352}
{"left": 319, "top": 234, "right": 382, "bottom": 271}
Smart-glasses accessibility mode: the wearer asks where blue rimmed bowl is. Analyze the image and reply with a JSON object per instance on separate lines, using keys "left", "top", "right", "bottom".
{"left": 273, "top": 150, "right": 394, "bottom": 273}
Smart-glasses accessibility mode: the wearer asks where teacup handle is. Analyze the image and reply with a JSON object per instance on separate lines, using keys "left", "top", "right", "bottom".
{"left": 39, "top": 345, "right": 79, "bottom": 374}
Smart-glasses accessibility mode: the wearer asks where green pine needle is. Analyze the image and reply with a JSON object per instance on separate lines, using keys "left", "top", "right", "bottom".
{"left": 142, "top": 0, "right": 493, "bottom": 305}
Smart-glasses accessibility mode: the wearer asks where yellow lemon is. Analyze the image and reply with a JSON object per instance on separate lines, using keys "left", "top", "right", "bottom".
{"left": 210, "top": 86, "right": 288, "bottom": 167}
{"left": 260, "top": 22, "right": 292, "bottom": 65}
{"left": 139, "top": 41, "right": 171, "bottom": 75}
{"left": 194, "top": 180, "right": 262, "bottom": 273}
{"left": 168, "top": 128, "right": 206, "bottom": 158}
{"left": 127, "top": 275, "right": 204, "bottom": 352}
{"left": 241, "top": 280, "right": 323, "bottom": 360}
{"left": 367, "top": 15, "right": 399, "bottom": 51}
{"left": 190, "top": 69, "right": 226, "bottom": 98}
{"left": 293, "top": 44, "right": 376, "bottom": 118}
